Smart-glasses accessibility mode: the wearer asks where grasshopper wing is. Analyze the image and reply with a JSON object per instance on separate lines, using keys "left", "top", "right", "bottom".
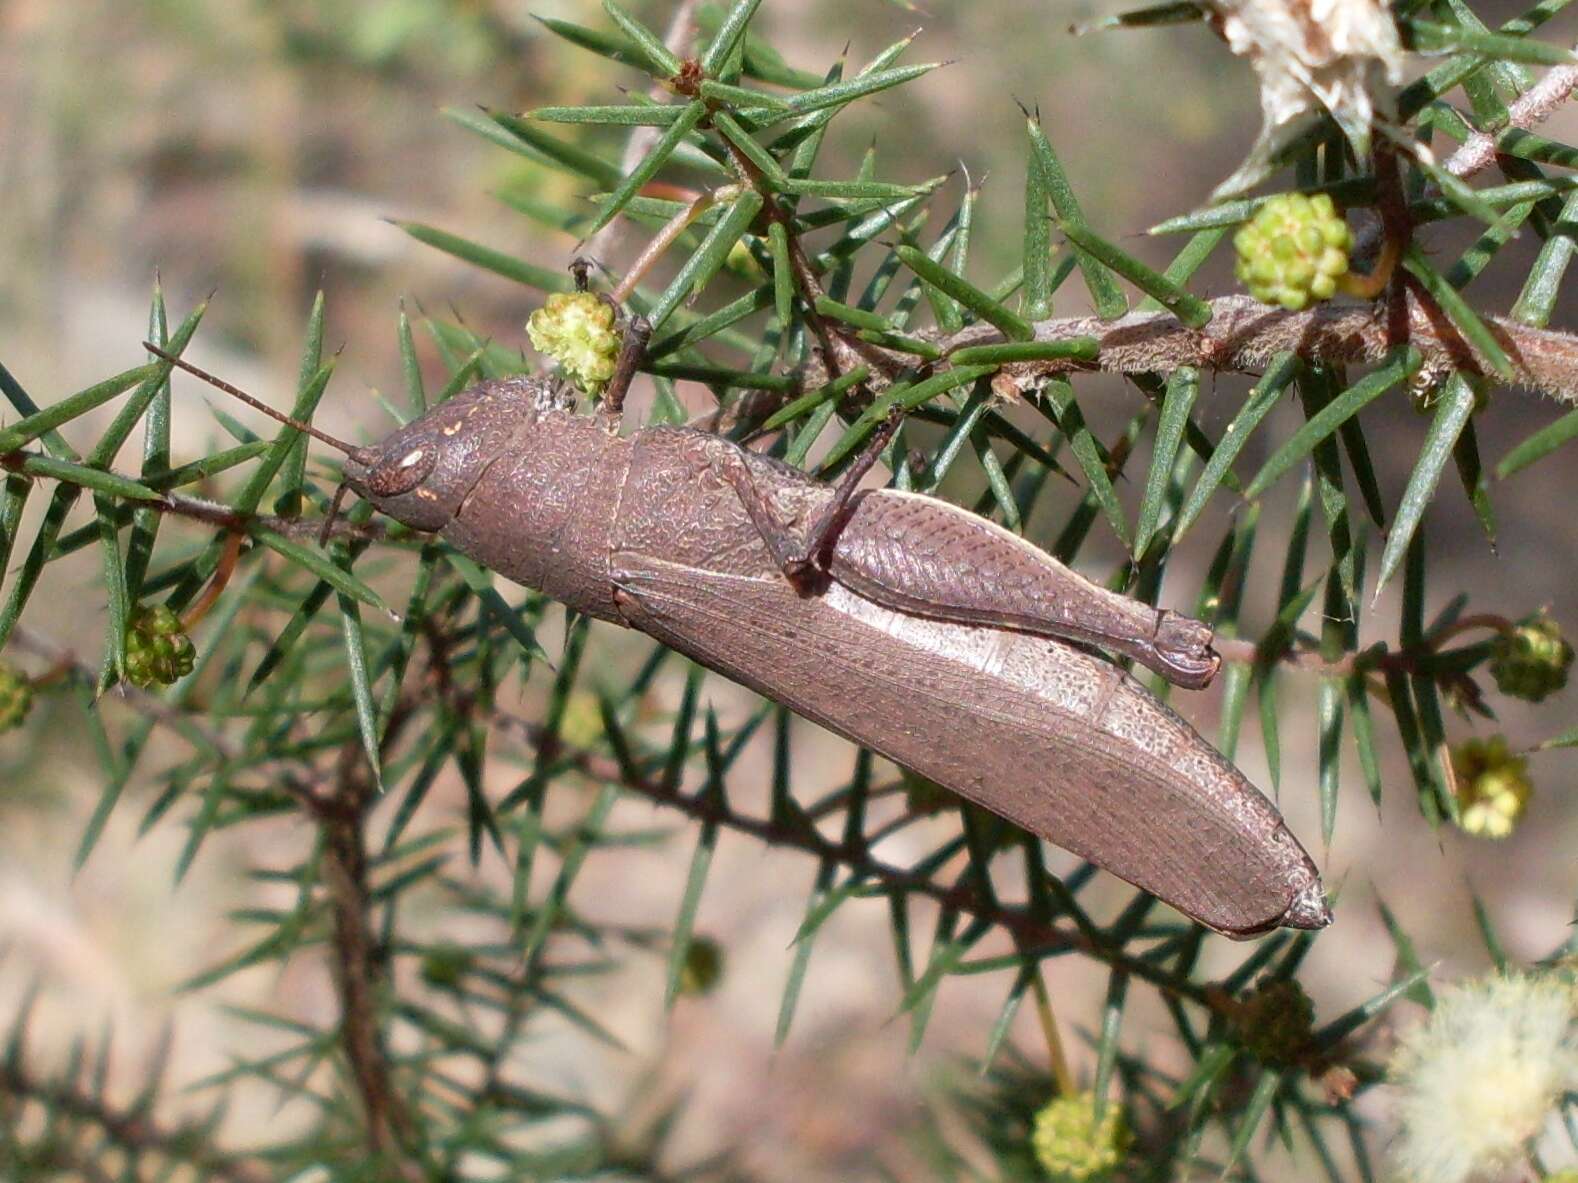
{"left": 609, "top": 549, "right": 1328, "bottom": 938}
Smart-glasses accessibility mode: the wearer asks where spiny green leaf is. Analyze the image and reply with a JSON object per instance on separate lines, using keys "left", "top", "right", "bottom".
{"left": 0, "top": 365, "right": 156, "bottom": 458}
{"left": 1405, "top": 18, "right": 1577, "bottom": 66}
{"left": 600, "top": 0, "right": 682, "bottom": 76}
{"left": 1511, "top": 189, "right": 1578, "bottom": 327}
{"left": 1043, "top": 378, "right": 1130, "bottom": 546}
{"left": 1245, "top": 347, "right": 1419, "bottom": 501}
{"left": 701, "top": 0, "right": 766, "bottom": 75}
{"left": 527, "top": 104, "right": 686, "bottom": 126}
{"left": 1024, "top": 116, "right": 1127, "bottom": 318}
{"left": 1497, "top": 408, "right": 1578, "bottom": 478}
{"left": 664, "top": 832, "right": 716, "bottom": 1008}
{"left": 648, "top": 190, "right": 765, "bottom": 329}
{"left": 895, "top": 245, "right": 1033, "bottom": 341}
{"left": 1174, "top": 353, "right": 1299, "bottom": 540}
{"left": 337, "top": 591, "right": 383, "bottom": 792}
{"left": 1135, "top": 366, "right": 1199, "bottom": 558}
{"left": 584, "top": 101, "right": 708, "bottom": 237}
{"left": 1401, "top": 245, "right": 1512, "bottom": 380}
{"left": 946, "top": 339, "right": 1099, "bottom": 365}
{"left": 253, "top": 530, "right": 390, "bottom": 615}
{"left": 449, "top": 106, "right": 622, "bottom": 187}
{"left": 394, "top": 221, "right": 570, "bottom": 293}
{"left": 1375, "top": 373, "right": 1478, "bottom": 597}
{"left": 1056, "top": 219, "right": 1211, "bottom": 328}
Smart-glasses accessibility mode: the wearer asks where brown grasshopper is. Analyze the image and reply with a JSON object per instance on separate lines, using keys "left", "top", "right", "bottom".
{"left": 148, "top": 309, "right": 1328, "bottom": 939}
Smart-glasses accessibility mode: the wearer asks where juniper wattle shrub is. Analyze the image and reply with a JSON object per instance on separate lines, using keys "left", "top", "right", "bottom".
{"left": 2, "top": 2, "right": 1578, "bottom": 1179}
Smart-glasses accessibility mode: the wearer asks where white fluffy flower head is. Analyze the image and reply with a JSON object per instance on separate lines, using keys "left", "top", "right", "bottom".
{"left": 1389, "top": 973, "right": 1578, "bottom": 1183}
{"left": 1209, "top": 0, "right": 1405, "bottom": 196}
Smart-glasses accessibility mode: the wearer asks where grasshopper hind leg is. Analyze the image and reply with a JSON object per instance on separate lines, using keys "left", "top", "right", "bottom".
{"left": 711, "top": 407, "right": 905, "bottom": 594}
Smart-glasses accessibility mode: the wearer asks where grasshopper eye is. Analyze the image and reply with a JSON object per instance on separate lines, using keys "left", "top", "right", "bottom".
{"left": 365, "top": 446, "right": 437, "bottom": 497}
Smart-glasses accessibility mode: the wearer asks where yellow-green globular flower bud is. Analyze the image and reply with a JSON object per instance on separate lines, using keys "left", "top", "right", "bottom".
{"left": 1490, "top": 613, "right": 1573, "bottom": 703}
{"left": 420, "top": 943, "right": 473, "bottom": 991}
{"left": 558, "top": 690, "right": 605, "bottom": 750}
{"left": 0, "top": 662, "right": 33, "bottom": 733}
{"left": 1031, "top": 1091, "right": 1129, "bottom": 1182}
{"left": 677, "top": 935, "right": 723, "bottom": 996}
{"left": 1229, "top": 976, "right": 1316, "bottom": 1066}
{"left": 526, "top": 292, "right": 621, "bottom": 395}
{"left": 1234, "top": 192, "right": 1353, "bottom": 311}
{"left": 124, "top": 604, "right": 196, "bottom": 689}
{"left": 1451, "top": 735, "right": 1532, "bottom": 839}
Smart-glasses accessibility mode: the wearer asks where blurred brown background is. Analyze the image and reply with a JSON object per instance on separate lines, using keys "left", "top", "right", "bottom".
{"left": 2, "top": 0, "right": 1577, "bottom": 1177}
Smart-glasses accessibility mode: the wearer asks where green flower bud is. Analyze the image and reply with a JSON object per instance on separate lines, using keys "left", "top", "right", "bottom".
{"left": 420, "top": 943, "right": 474, "bottom": 990}
{"left": 1490, "top": 614, "right": 1573, "bottom": 703}
{"left": 0, "top": 662, "right": 33, "bottom": 733}
{"left": 1031, "top": 1091, "right": 1129, "bottom": 1182}
{"left": 1229, "top": 976, "right": 1316, "bottom": 1066}
{"left": 1234, "top": 192, "right": 1353, "bottom": 311}
{"left": 526, "top": 291, "right": 621, "bottom": 395}
{"left": 558, "top": 690, "right": 605, "bottom": 750}
{"left": 677, "top": 935, "right": 723, "bottom": 996}
{"left": 124, "top": 604, "right": 196, "bottom": 689}
{"left": 1451, "top": 735, "right": 1532, "bottom": 839}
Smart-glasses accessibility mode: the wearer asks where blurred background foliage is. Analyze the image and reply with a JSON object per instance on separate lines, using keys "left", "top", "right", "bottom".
{"left": 0, "top": 0, "right": 1576, "bottom": 1180}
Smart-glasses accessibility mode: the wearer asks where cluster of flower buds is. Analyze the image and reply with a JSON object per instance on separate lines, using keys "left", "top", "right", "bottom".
{"left": 1489, "top": 614, "right": 1573, "bottom": 703}
{"left": 124, "top": 604, "right": 196, "bottom": 689}
{"left": 1450, "top": 735, "right": 1532, "bottom": 840}
{"left": 1031, "top": 1091, "right": 1129, "bottom": 1182}
{"left": 526, "top": 291, "right": 622, "bottom": 395}
{"left": 0, "top": 663, "right": 32, "bottom": 732}
{"left": 1234, "top": 193, "right": 1353, "bottom": 310}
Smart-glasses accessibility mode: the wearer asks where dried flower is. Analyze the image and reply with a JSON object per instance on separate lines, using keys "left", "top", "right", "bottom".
{"left": 0, "top": 662, "right": 32, "bottom": 732}
{"left": 1450, "top": 735, "right": 1532, "bottom": 840}
{"left": 1389, "top": 973, "right": 1578, "bottom": 1183}
{"left": 526, "top": 291, "right": 621, "bottom": 395}
{"left": 1234, "top": 192, "right": 1353, "bottom": 310}
{"left": 1206, "top": 0, "right": 1405, "bottom": 197}
{"left": 1490, "top": 614, "right": 1573, "bottom": 703}
{"left": 1229, "top": 976, "right": 1316, "bottom": 1065}
{"left": 1031, "top": 1091, "right": 1129, "bottom": 1182}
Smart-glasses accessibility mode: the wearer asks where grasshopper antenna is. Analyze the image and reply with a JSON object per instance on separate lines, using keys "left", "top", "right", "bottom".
{"left": 143, "top": 342, "right": 375, "bottom": 465}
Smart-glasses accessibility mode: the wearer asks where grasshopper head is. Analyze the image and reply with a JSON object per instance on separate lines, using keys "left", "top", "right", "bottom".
{"left": 344, "top": 377, "right": 544, "bottom": 532}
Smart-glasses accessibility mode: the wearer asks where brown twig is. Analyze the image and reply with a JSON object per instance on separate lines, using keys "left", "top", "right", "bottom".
{"left": 1352, "top": 54, "right": 1578, "bottom": 260}
{"left": 489, "top": 709, "right": 1225, "bottom": 1013}
{"left": 1440, "top": 52, "right": 1578, "bottom": 183}
{"left": 319, "top": 696, "right": 423, "bottom": 1177}
{"left": 5, "top": 623, "right": 241, "bottom": 760}
{"left": 0, "top": 1058, "right": 271, "bottom": 1183}
{"left": 933, "top": 291, "right": 1578, "bottom": 405}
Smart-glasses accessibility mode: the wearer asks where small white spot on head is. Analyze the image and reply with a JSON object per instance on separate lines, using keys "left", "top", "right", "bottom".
{"left": 399, "top": 449, "right": 426, "bottom": 468}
